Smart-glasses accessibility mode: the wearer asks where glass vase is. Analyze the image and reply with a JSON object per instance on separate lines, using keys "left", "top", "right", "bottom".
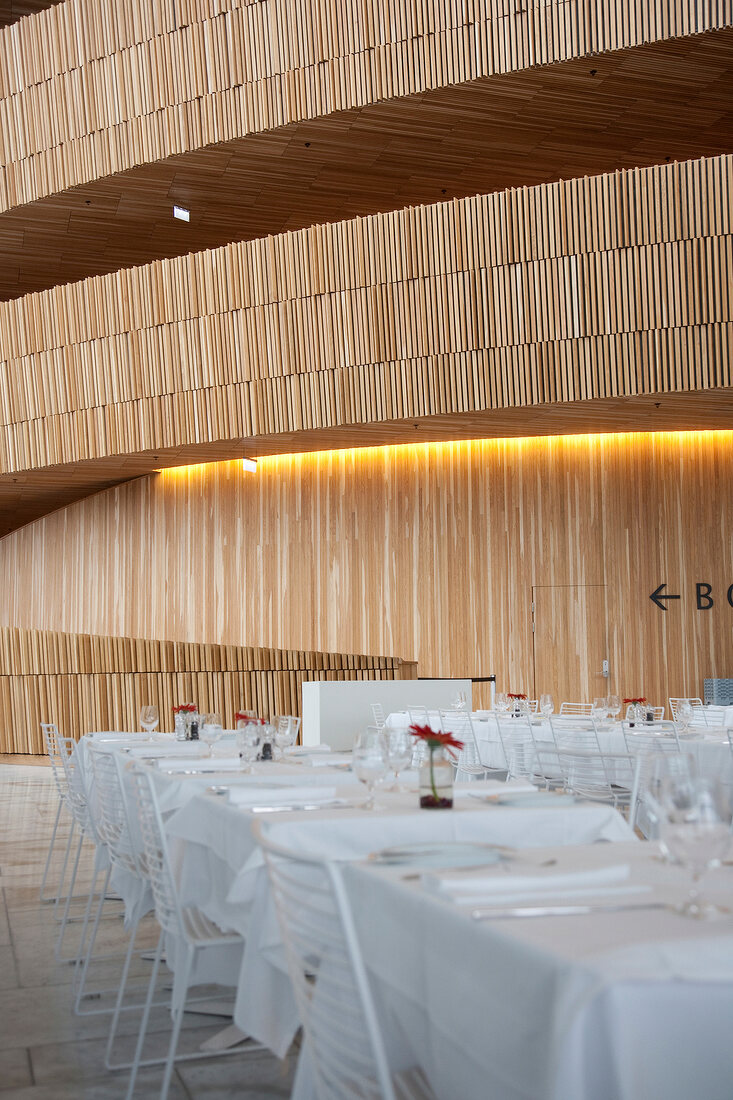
{"left": 419, "top": 746, "right": 454, "bottom": 809}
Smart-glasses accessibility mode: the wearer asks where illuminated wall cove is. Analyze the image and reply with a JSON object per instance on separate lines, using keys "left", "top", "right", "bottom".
{"left": 1, "top": 431, "right": 731, "bottom": 724}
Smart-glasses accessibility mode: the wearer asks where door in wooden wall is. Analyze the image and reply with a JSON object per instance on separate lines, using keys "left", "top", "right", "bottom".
{"left": 532, "top": 585, "right": 610, "bottom": 704}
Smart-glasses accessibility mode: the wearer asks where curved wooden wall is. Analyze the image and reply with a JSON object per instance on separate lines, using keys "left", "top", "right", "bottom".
{"left": 1, "top": 0, "right": 729, "bottom": 212}
{"left": 0, "top": 625, "right": 415, "bottom": 753}
{"left": 0, "top": 431, "right": 731, "bottom": 723}
{"left": 1, "top": 155, "right": 731, "bottom": 479}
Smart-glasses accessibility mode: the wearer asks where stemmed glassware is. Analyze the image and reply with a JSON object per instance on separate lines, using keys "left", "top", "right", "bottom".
{"left": 452, "top": 690, "right": 467, "bottom": 711}
{"left": 658, "top": 773, "right": 732, "bottom": 918}
{"left": 236, "top": 721, "right": 262, "bottom": 773}
{"left": 273, "top": 716, "right": 297, "bottom": 759}
{"left": 606, "top": 695, "right": 621, "bottom": 722}
{"left": 379, "top": 726, "right": 413, "bottom": 791}
{"left": 494, "top": 693, "right": 509, "bottom": 716}
{"left": 139, "top": 705, "right": 159, "bottom": 735}
{"left": 676, "top": 699, "right": 693, "bottom": 735}
{"left": 539, "top": 694, "right": 554, "bottom": 719}
{"left": 591, "top": 697, "right": 609, "bottom": 722}
{"left": 200, "top": 713, "right": 223, "bottom": 757}
{"left": 352, "top": 727, "right": 389, "bottom": 810}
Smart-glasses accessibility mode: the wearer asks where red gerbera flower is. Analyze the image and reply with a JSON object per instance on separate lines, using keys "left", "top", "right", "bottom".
{"left": 622, "top": 697, "right": 646, "bottom": 705}
{"left": 409, "top": 723, "right": 464, "bottom": 755}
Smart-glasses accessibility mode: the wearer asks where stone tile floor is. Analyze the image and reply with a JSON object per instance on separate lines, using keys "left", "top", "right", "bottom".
{"left": 0, "top": 765, "right": 298, "bottom": 1099}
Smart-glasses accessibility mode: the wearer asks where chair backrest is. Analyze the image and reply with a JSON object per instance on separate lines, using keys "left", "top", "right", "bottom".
{"left": 668, "top": 697, "right": 704, "bottom": 720}
{"left": 41, "top": 723, "right": 68, "bottom": 803}
{"left": 622, "top": 722, "right": 681, "bottom": 752}
{"left": 536, "top": 746, "right": 615, "bottom": 802}
{"left": 559, "top": 702, "right": 593, "bottom": 716}
{"left": 58, "top": 735, "right": 95, "bottom": 835}
{"left": 438, "top": 711, "right": 484, "bottom": 776}
{"left": 89, "top": 747, "right": 142, "bottom": 877}
{"left": 549, "top": 716, "right": 600, "bottom": 750}
{"left": 254, "top": 820, "right": 398, "bottom": 1100}
{"left": 407, "top": 708, "right": 430, "bottom": 766}
{"left": 494, "top": 717, "right": 536, "bottom": 780}
{"left": 370, "top": 703, "right": 385, "bottom": 728}
{"left": 131, "top": 766, "right": 185, "bottom": 940}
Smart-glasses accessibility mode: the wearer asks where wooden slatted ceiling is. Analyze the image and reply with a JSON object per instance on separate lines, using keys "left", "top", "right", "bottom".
{"left": 1, "top": 0, "right": 730, "bottom": 214}
{"left": 1, "top": 29, "right": 733, "bottom": 300}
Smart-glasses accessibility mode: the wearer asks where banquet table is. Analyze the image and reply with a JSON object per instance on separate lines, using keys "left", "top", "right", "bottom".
{"left": 164, "top": 783, "right": 634, "bottom": 1056}
{"left": 341, "top": 839, "right": 733, "bottom": 1100}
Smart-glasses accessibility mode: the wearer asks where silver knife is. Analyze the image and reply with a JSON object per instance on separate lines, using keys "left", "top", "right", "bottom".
{"left": 471, "top": 901, "right": 671, "bottom": 920}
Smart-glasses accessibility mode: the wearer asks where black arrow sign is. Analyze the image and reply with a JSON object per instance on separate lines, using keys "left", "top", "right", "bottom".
{"left": 650, "top": 583, "right": 681, "bottom": 610}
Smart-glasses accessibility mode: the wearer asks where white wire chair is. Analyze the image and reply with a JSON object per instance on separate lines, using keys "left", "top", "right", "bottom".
{"left": 126, "top": 764, "right": 253, "bottom": 1100}
{"left": 370, "top": 703, "right": 386, "bottom": 729}
{"left": 40, "top": 722, "right": 73, "bottom": 904}
{"left": 407, "top": 707, "right": 431, "bottom": 766}
{"left": 438, "top": 711, "right": 487, "bottom": 781}
{"left": 668, "top": 697, "right": 704, "bottom": 721}
{"left": 621, "top": 726, "right": 684, "bottom": 834}
{"left": 622, "top": 721, "right": 681, "bottom": 752}
{"left": 255, "top": 820, "right": 434, "bottom": 1100}
{"left": 494, "top": 716, "right": 540, "bottom": 782}
{"left": 534, "top": 747, "right": 636, "bottom": 814}
{"left": 559, "top": 702, "right": 594, "bottom": 716}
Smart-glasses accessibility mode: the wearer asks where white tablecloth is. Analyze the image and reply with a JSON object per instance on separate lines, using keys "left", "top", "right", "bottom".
{"left": 341, "top": 841, "right": 733, "bottom": 1100}
{"left": 165, "top": 788, "right": 633, "bottom": 1056}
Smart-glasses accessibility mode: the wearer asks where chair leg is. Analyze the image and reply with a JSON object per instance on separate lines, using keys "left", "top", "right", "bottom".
{"left": 159, "top": 944, "right": 195, "bottom": 1100}
{"left": 55, "top": 831, "right": 85, "bottom": 961}
{"left": 39, "top": 800, "right": 63, "bottom": 902}
{"left": 53, "top": 819, "right": 76, "bottom": 918}
{"left": 125, "top": 929, "right": 165, "bottom": 1100}
{"left": 105, "top": 912, "right": 143, "bottom": 1069}
{"left": 73, "top": 865, "right": 112, "bottom": 1013}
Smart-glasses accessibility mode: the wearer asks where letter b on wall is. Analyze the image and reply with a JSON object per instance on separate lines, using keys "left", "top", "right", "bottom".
{"left": 696, "top": 582, "right": 714, "bottom": 610}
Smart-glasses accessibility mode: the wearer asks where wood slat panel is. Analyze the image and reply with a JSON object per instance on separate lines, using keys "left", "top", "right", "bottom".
{"left": 1, "top": 430, "right": 730, "bottom": 744}
{"left": 0, "top": 624, "right": 414, "bottom": 753}
{"left": 1, "top": 0, "right": 729, "bottom": 214}
{"left": 0, "top": 155, "right": 731, "bottom": 500}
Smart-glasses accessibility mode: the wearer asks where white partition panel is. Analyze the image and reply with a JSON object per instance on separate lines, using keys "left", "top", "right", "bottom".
{"left": 301, "top": 680, "right": 473, "bottom": 750}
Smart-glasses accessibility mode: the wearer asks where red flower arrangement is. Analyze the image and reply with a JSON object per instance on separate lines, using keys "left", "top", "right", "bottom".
{"left": 173, "top": 703, "right": 197, "bottom": 714}
{"left": 622, "top": 697, "right": 646, "bottom": 705}
{"left": 234, "top": 711, "right": 262, "bottom": 724}
{"left": 410, "top": 723, "right": 464, "bottom": 809}
{"left": 507, "top": 693, "right": 527, "bottom": 699}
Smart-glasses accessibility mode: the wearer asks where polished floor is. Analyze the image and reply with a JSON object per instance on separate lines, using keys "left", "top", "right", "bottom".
{"left": 0, "top": 764, "right": 297, "bottom": 1099}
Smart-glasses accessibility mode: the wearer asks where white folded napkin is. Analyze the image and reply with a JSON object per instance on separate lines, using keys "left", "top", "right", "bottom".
{"left": 155, "top": 757, "right": 243, "bottom": 772}
{"left": 285, "top": 744, "right": 332, "bottom": 756}
{"left": 423, "top": 863, "right": 632, "bottom": 905}
{"left": 124, "top": 742, "right": 206, "bottom": 757}
{"left": 227, "top": 785, "right": 337, "bottom": 807}
{"left": 454, "top": 778, "right": 537, "bottom": 798}
{"left": 299, "top": 753, "right": 352, "bottom": 768}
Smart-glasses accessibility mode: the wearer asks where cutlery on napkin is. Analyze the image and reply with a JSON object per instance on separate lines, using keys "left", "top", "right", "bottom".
{"left": 422, "top": 863, "right": 648, "bottom": 906}
{"left": 227, "top": 785, "right": 337, "bottom": 807}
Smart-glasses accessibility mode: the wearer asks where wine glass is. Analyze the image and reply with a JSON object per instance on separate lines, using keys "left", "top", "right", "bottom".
{"left": 236, "top": 721, "right": 262, "bottom": 773}
{"left": 273, "top": 715, "right": 297, "bottom": 759}
{"left": 352, "top": 727, "right": 389, "bottom": 810}
{"left": 659, "top": 774, "right": 732, "bottom": 918}
{"left": 539, "top": 694, "right": 554, "bottom": 719}
{"left": 380, "top": 726, "right": 413, "bottom": 791}
{"left": 607, "top": 695, "right": 621, "bottom": 722}
{"left": 676, "top": 699, "right": 693, "bottom": 735}
{"left": 200, "top": 713, "right": 223, "bottom": 757}
{"left": 494, "top": 693, "right": 509, "bottom": 716}
{"left": 139, "top": 705, "right": 159, "bottom": 735}
{"left": 591, "top": 697, "right": 608, "bottom": 722}
{"left": 452, "top": 690, "right": 467, "bottom": 711}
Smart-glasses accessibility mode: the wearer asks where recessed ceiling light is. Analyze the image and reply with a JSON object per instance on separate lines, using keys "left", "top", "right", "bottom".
{"left": 173, "top": 205, "right": 190, "bottom": 222}
{"left": 242, "top": 457, "right": 257, "bottom": 473}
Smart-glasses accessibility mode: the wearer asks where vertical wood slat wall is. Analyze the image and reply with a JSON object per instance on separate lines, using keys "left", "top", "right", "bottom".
{"left": 0, "top": 626, "right": 416, "bottom": 753}
{"left": 1, "top": 0, "right": 729, "bottom": 212}
{"left": 0, "top": 431, "right": 730, "bottom": 732}
{"left": 0, "top": 155, "right": 731, "bottom": 478}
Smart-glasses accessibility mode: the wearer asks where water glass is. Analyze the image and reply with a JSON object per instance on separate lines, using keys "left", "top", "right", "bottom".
{"left": 200, "top": 713, "right": 223, "bottom": 756}
{"left": 352, "top": 727, "right": 389, "bottom": 809}
{"left": 494, "top": 693, "right": 509, "bottom": 715}
{"left": 236, "top": 721, "right": 262, "bottom": 772}
{"left": 659, "top": 773, "right": 732, "bottom": 918}
{"left": 273, "top": 715, "right": 297, "bottom": 758}
{"left": 591, "top": 697, "right": 608, "bottom": 722}
{"left": 380, "top": 726, "right": 413, "bottom": 790}
{"left": 139, "top": 705, "right": 159, "bottom": 734}
{"left": 607, "top": 695, "right": 621, "bottom": 721}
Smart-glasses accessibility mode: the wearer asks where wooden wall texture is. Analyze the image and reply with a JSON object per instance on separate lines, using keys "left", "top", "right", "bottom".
{"left": 0, "top": 625, "right": 416, "bottom": 753}
{"left": 1, "top": 430, "right": 731, "bottom": 728}
{"left": 1, "top": 0, "right": 729, "bottom": 211}
{"left": 1, "top": 155, "right": 732, "bottom": 480}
